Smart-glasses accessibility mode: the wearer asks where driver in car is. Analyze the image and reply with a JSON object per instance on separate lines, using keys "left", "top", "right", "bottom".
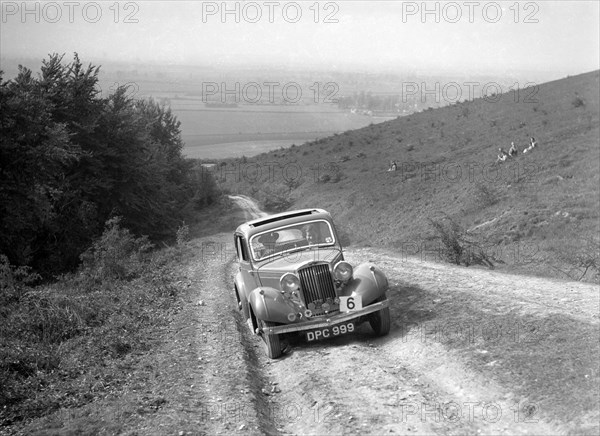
{"left": 255, "top": 232, "right": 279, "bottom": 258}
{"left": 302, "top": 224, "right": 319, "bottom": 245}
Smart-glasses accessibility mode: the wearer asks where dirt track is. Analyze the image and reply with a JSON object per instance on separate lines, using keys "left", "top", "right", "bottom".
{"left": 246, "top": 247, "right": 599, "bottom": 435}
{"left": 72, "top": 200, "right": 597, "bottom": 436}
{"left": 139, "top": 227, "right": 596, "bottom": 436}
{"left": 138, "top": 196, "right": 596, "bottom": 436}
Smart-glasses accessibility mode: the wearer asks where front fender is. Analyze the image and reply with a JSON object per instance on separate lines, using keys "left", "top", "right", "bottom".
{"left": 248, "top": 287, "right": 299, "bottom": 324}
{"left": 342, "top": 263, "right": 389, "bottom": 306}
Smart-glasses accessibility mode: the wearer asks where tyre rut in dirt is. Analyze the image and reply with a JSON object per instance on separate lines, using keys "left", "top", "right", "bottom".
{"left": 260, "top": 319, "right": 282, "bottom": 359}
{"left": 369, "top": 294, "right": 391, "bottom": 335}
{"left": 225, "top": 258, "right": 279, "bottom": 435}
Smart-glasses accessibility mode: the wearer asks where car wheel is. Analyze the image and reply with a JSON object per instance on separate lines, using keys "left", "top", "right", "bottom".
{"left": 259, "top": 319, "right": 282, "bottom": 359}
{"left": 369, "top": 295, "right": 391, "bottom": 336}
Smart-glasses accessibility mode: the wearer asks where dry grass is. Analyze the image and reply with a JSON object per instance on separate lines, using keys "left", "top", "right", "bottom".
{"left": 219, "top": 70, "right": 600, "bottom": 282}
{"left": 0, "top": 219, "right": 189, "bottom": 432}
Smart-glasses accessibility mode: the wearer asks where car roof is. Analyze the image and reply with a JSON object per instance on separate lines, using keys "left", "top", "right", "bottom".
{"left": 235, "top": 208, "right": 333, "bottom": 238}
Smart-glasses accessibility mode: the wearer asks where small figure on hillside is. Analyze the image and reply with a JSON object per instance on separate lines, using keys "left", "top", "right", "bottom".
{"left": 530, "top": 137, "right": 537, "bottom": 147}
{"left": 523, "top": 136, "right": 537, "bottom": 153}
{"left": 508, "top": 142, "right": 518, "bottom": 157}
{"left": 496, "top": 148, "right": 508, "bottom": 163}
{"left": 388, "top": 160, "right": 397, "bottom": 171}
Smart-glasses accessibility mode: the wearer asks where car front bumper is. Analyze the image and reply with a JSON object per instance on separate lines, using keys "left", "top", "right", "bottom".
{"left": 261, "top": 300, "right": 390, "bottom": 335}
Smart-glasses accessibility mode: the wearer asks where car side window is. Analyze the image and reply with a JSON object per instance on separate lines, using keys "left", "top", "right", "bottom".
{"left": 236, "top": 235, "right": 250, "bottom": 262}
{"left": 235, "top": 235, "right": 243, "bottom": 261}
{"left": 241, "top": 238, "right": 250, "bottom": 262}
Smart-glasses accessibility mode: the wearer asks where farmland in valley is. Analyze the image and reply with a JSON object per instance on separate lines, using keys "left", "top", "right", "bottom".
{"left": 169, "top": 99, "right": 396, "bottom": 158}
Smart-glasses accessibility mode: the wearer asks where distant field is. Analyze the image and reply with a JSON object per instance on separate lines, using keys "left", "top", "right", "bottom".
{"left": 184, "top": 139, "right": 312, "bottom": 159}
{"left": 94, "top": 78, "right": 399, "bottom": 159}
{"left": 170, "top": 100, "right": 396, "bottom": 159}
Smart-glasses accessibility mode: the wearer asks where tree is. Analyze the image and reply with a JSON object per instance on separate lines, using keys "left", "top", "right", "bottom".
{"left": 0, "top": 66, "right": 81, "bottom": 267}
{"left": 1, "top": 54, "right": 219, "bottom": 275}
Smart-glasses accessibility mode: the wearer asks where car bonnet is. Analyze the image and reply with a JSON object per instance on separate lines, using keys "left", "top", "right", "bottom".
{"left": 254, "top": 246, "right": 343, "bottom": 289}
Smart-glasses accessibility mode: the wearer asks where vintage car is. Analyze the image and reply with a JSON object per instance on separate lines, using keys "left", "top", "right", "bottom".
{"left": 233, "top": 208, "right": 390, "bottom": 358}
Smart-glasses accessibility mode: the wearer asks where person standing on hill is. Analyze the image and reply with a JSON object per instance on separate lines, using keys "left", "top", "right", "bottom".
{"left": 496, "top": 148, "right": 508, "bottom": 163}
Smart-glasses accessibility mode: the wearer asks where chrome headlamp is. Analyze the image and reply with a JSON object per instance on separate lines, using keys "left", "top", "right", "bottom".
{"left": 333, "top": 261, "right": 353, "bottom": 282}
{"left": 280, "top": 273, "right": 300, "bottom": 293}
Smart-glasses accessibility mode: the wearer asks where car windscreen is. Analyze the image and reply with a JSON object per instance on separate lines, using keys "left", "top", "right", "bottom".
{"left": 249, "top": 220, "right": 336, "bottom": 261}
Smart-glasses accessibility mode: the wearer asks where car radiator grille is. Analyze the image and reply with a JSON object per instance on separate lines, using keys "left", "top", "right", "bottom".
{"left": 298, "top": 264, "right": 337, "bottom": 311}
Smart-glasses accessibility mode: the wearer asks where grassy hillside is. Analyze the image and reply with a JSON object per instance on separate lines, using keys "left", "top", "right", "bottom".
{"left": 218, "top": 70, "right": 600, "bottom": 282}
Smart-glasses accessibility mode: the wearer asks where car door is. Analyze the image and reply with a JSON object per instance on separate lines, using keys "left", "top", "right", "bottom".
{"left": 235, "top": 234, "right": 259, "bottom": 307}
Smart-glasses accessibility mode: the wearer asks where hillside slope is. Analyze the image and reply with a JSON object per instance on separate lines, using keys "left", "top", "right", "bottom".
{"left": 218, "top": 70, "right": 600, "bottom": 281}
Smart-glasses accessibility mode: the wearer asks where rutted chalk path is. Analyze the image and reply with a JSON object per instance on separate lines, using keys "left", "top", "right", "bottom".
{"left": 228, "top": 195, "right": 268, "bottom": 221}
{"left": 223, "top": 197, "right": 597, "bottom": 435}
{"left": 247, "top": 255, "right": 576, "bottom": 436}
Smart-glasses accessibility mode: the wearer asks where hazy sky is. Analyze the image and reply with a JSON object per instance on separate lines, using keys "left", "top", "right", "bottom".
{"left": 1, "top": 1, "right": 599, "bottom": 76}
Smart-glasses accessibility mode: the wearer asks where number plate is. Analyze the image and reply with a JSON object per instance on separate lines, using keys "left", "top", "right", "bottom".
{"left": 339, "top": 295, "right": 363, "bottom": 312}
{"left": 306, "top": 322, "right": 355, "bottom": 342}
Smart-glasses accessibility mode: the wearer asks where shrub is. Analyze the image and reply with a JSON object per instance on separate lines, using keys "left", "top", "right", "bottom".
{"left": 80, "top": 217, "right": 153, "bottom": 281}
{"left": 473, "top": 184, "right": 501, "bottom": 208}
{"left": 572, "top": 96, "right": 585, "bottom": 108}
{"left": 317, "top": 163, "right": 343, "bottom": 183}
{"left": 260, "top": 184, "right": 293, "bottom": 212}
{"left": 330, "top": 170, "right": 343, "bottom": 183}
{"left": 176, "top": 223, "right": 190, "bottom": 246}
{"left": 547, "top": 237, "right": 600, "bottom": 281}
{"left": 428, "top": 215, "right": 496, "bottom": 268}
{"left": 189, "top": 163, "right": 221, "bottom": 208}
{"left": 284, "top": 177, "right": 303, "bottom": 190}
{"left": 0, "top": 254, "right": 41, "bottom": 307}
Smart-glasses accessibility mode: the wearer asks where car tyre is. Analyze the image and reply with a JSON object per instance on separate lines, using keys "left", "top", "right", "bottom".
{"left": 260, "top": 319, "right": 282, "bottom": 359}
{"left": 369, "top": 295, "right": 390, "bottom": 336}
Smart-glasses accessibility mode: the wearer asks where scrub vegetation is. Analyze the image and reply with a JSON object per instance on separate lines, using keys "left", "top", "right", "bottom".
{"left": 218, "top": 70, "right": 600, "bottom": 282}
